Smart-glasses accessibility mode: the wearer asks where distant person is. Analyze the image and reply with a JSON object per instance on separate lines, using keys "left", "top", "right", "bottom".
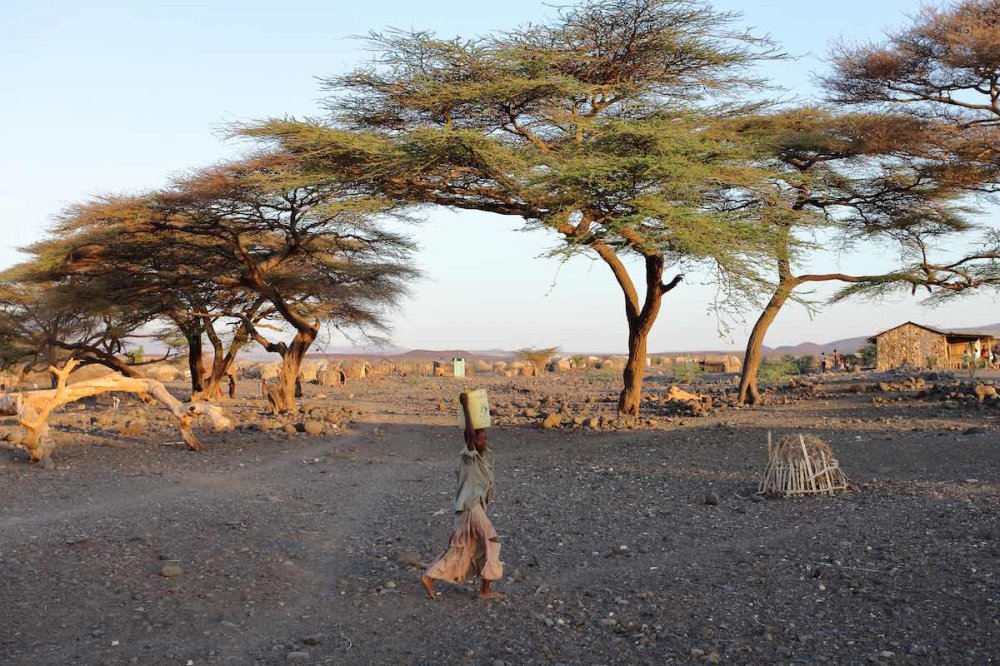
{"left": 820, "top": 352, "right": 828, "bottom": 373}
{"left": 228, "top": 374, "right": 237, "bottom": 399}
{"left": 831, "top": 349, "right": 841, "bottom": 372}
{"left": 421, "top": 392, "right": 503, "bottom": 601}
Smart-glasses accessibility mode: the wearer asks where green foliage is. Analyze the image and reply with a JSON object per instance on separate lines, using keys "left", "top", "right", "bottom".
{"left": 757, "top": 356, "right": 799, "bottom": 385}
{"left": 516, "top": 346, "right": 560, "bottom": 375}
{"left": 126, "top": 346, "right": 145, "bottom": 365}
{"left": 672, "top": 359, "right": 703, "bottom": 383}
{"left": 793, "top": 355, "right": 818, "bottom": 375}
{"left": 859, "top": 343, "right": 877, "bottom": 367}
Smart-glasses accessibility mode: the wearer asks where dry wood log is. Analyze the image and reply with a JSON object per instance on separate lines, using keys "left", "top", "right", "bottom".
{"left": 665, "top": 385, "right": 704, "bottom": 402}
{"left": 0, "top": 360, "right": 233, "bottom": 462}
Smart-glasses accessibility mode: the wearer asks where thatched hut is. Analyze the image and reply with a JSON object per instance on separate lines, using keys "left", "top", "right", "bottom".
{"left": 867, "top": 322, "right": 995, "bottom": 371}
{"left": 700, "top": 354, "right": 742, "bottom": 374}
{"left": 343, "top": 360, "right": 373, "bottom": 380}
{"left": 317, "top": 366, "right": 347, "bottom": 387}
{"left": 299, "top": 360, "right": 324, "bottom": 383}
{"left": 372, "top": 359, "right": 395, "bottom": 377}
{"left": 145, "top": 364, "right": 180, "bottom": 383}
{"left": 548, "top": 357, "right": 574, "bottom": 373}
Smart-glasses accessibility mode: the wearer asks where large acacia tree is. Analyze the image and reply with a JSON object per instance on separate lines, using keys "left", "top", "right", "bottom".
{"left": 21, "top": 196, "right": 274, "bottom": 398}
{"left": 730, "top": 108, "right": 996, "bottom": 404}
{"left": 247, "top": 0, "right": 778, "bottom": 416}
{"left": 825, "top": 0, "right": 1000, "bottom": 194}
{"left": 150, "top": 153, "right": 418, "bottom": 411}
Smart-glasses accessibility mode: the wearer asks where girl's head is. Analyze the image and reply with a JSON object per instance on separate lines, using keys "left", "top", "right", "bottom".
{"left": 465, "top": 427, "right": 488, "bottom": 452}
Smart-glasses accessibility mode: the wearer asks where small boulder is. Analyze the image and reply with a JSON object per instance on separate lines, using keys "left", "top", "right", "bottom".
{"left": 397, "top": 550, "right": 423, "bottom": 568}
{"left": 703, "top": 491, "right": 719, "bottom": 506}
{"left": 283, "top": 423, "right": 298, "bottom": 434}
{"left": 303, "top": 420, "right": 324, "bottom": 436}
{"left": 974, "top": 384, "right": 997, "bottom": 401}
{"left": 119, "top": 419, "right": 146, "bottom": 437}
{"left": 160, "top": 564, "right": 183, "bottom": 578}
{"left": 540, "top": 413, "right": 562, "bottom": 430}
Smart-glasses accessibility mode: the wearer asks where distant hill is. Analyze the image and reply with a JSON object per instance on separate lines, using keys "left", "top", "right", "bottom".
{"left": 229, "top": 321, "right": 1000, "bottom": 363}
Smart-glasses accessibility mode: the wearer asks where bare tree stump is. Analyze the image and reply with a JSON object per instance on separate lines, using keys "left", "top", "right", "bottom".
{"left": 0, "top": 360, "right": 234, "bottom": 462}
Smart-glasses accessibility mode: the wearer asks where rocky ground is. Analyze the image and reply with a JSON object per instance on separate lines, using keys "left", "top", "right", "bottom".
{"left": 1, "top": 370, "right": 998, "bottom": 665}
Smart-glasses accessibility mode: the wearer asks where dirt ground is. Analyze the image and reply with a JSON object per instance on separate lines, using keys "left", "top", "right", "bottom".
{"left": 1, "top": 371, "right": 998, "bottom": 665}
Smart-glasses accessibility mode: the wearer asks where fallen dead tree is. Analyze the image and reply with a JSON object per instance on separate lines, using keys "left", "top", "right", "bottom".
{"left": 0, "top": 360, "right": 233, "bottom": 462}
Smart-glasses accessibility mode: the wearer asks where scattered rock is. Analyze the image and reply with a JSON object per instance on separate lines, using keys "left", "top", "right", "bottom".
{"left": 302, "top": 636, "right": 321, "bottom": 646}
{"left": 540, "top": 413, "right": 562, "bottom": 430}
{"left": 302, "top": 420, "right": 323, "bottom": 436}
{"left": 286, "top": 651, "right": 310, "bottom": 662}
{"left": 974, "top": 384, "right": 997, "bottom": 401}
{"left": 397, "top": 550, "right": 423, "bottom": 568}
{"left": 282, "top": 423, "right": 298, "bottom": 434}
{"left": 119, "top": 420, "right": 146, "bottom": 437}
{"left": 159, "top": 564, "right": 183, "bottom": 578}
{"left": 703, "top": 491, "right": 719, "bottom": 506}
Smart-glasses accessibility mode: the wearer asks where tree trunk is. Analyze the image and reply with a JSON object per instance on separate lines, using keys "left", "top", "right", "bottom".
{"left": 271, "top": 327, "right": 317, "bottom": 413}
{"left": 187, "top": 331, "right": 206, "bottom": 396}
{"left": 193, "top": 316, "right": 253, "bottom": 402}
{"left": 738, "top": 284, "right": 794, "bottom": 405}
{"left": 618, "top": 315, "right": 656, "bottom": 417}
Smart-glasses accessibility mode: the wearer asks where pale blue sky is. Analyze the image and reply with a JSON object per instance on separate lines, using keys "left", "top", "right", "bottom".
{"left": 2, "top": 0, "right": 996, "bottom": 352}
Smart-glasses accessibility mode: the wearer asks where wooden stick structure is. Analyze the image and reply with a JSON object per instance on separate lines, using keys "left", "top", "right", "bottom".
{"left": 0, "top": 359, "right": 234, "bottom": 462}
{"left": 759, "top": 432, "right": 849, "bottom": 498}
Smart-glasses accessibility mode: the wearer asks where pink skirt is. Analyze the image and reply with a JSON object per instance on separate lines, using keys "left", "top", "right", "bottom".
{"left": 425, "top": 504, "right": 503, "bottom": 582}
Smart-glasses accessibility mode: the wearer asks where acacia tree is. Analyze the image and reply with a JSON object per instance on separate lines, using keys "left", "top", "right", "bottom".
{"left": 730, "top": 109, "right": 996, "bottom": 404}
{"left": 825, "top": 0, "right": 1000, "bottom": 196}
{"left": 0, "top": 278, "right": 168, "bottom": 386}
{"left": 19, "top": 197, "right": 274, "bottom": 399}
{"left": 517, "top": 346, "right": 560, "bottom": 375}
{"left": 247, "top": 0, "right": 778, "bottom": 417}
{"left": 148, "top": 153, "right": 418, "bottom": 412}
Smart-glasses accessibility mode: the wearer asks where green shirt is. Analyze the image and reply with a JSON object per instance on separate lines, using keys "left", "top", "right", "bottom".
{"left": 454, "top": 447, "right": 494, "bottom": 513}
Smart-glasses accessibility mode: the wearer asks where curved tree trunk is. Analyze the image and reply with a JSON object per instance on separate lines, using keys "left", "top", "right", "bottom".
{"left": 592, "top": 248, "right": 674, "bottom": 419}
{"left": 269, "top": 327, "right": 317, "bottom": 413}
{"left": 192, "top": 316, "right": 252, "bottom": 402}
{"left": 738, "top": 285, "right": 794, "bottom": 405}
{"left": 618, "top": 302, "right": 663, "bottom": 416}
{"left": 0, "top": 360, "right": 233, "bottom": 462}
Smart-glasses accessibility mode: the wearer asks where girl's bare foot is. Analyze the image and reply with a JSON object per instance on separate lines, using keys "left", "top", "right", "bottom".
{"left": 479, "top": 580, "right": 503, "bottom": 600}
{"left": 420, "top": 575, "right": 437, "bottom": 600}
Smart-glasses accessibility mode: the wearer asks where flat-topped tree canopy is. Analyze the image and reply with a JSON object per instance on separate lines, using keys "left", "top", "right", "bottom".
{"left": 12, "top": 151, "right": 419, "bottom": 410}
{"left": 244, "top": 0, "right": 783, "bottom": 416}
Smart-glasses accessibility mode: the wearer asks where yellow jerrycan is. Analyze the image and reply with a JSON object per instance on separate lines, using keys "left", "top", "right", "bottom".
{"left": 458, "top": 389, "right": 492, "bottom": 430}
